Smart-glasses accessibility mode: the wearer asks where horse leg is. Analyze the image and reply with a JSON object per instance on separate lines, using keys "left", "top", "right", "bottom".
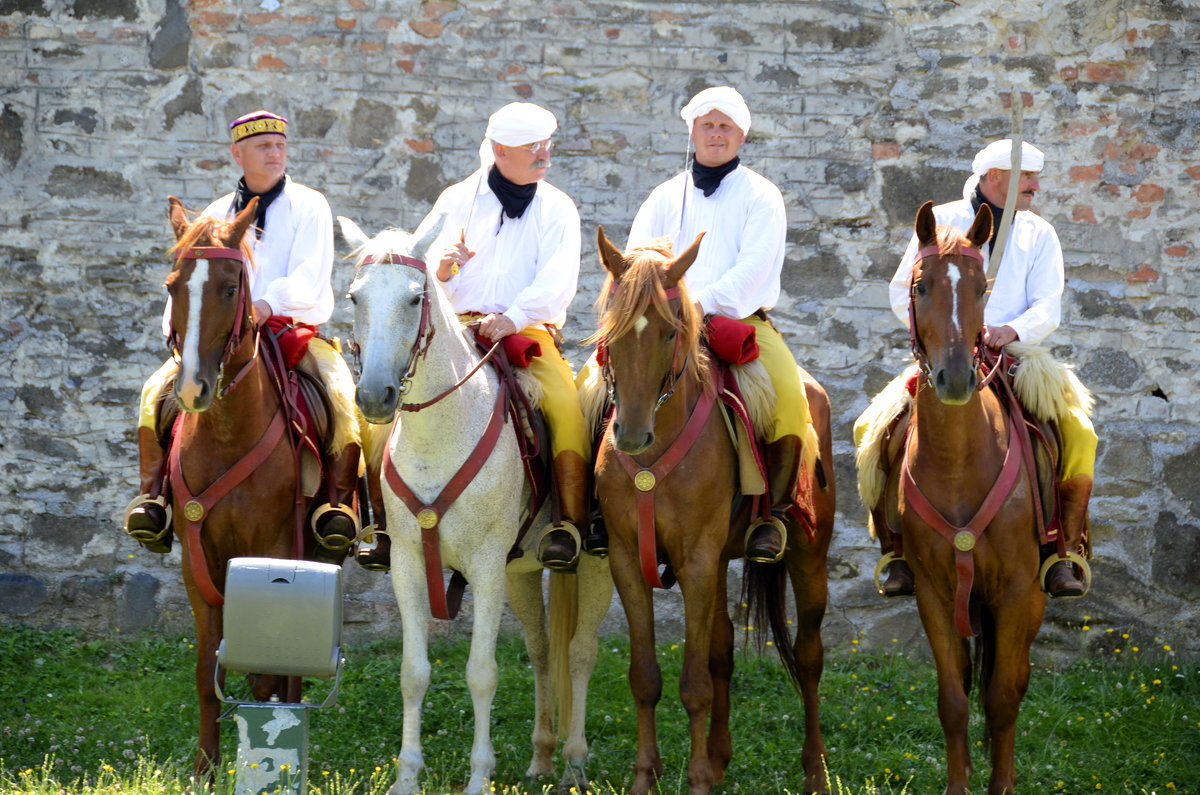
{"left": 915, "top": 590, "right": 973, "bottom": 795}
{"left": 464, "top": 561, "right": 505, "bottom": 794}
{"left": 984, "top": 596, "right": 1044, "bottom": 795}
{"left": 389, "top": 555, "right": 432, "bottom": 795}
{"left": 558, "top": 554, "right": 613, "bottom": 793}
{"left": 184, "top": 576, "right": 223, "bottom": 781}
{"left": 786, "top": 522, "right": 831, "bottom": 794}
{"left": 609, "top": 542, "right": 663, "bottom": 795}
{"left": 505, "top": 566, "right": 555, "bottom": 779}
{"left": 705, "top": 563, "right": 734, "bottom": 786}
{"left": 675, "top": 560, "right": 721, "bottom": 795}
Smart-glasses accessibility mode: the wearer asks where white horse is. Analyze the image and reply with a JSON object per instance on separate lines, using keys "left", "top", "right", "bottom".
{"left": 338, "top": 216, "right": 613, "bottom": 795}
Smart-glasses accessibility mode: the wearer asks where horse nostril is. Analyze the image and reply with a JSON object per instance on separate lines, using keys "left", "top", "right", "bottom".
{"left": 612, "top": 421, "right": 622, "bottom": 439}
{"left": 935, "top": 370, "right": 946, "bottom": 389}
{"left": 642, "top": 432, "right": 654, "bottom": 449}
{"left": 383, "top": 385, "right": 397, "bottom": 407}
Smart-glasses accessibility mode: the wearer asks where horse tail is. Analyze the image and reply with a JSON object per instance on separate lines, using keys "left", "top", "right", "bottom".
{"left": 973, "top": 603, "right": 997, "bottom": 751}
{"left": 742, "top": 560, "right": 803, "bottom": 688}
{"left": 548, "top": 570, "right": 578, "bottom": 740}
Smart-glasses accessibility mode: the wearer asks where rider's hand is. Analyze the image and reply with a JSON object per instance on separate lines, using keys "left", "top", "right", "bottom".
{"left": 437, "top": 229, "right": 474, "bottom": 282}
{"left": 479, "top": 313, "right": 517, "bottom": 341}
{"left": 252, "top": 299, "right": 272, "bottom": 327}
{"left": 982, "top": 324, "right": 1018, "bottom": 350}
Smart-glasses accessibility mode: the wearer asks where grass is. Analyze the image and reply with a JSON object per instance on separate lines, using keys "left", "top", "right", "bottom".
{"left": 0, "top": 621, "right": 1195, "bottom": 794}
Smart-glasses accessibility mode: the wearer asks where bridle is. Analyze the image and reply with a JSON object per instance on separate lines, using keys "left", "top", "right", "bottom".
{"left": 907, "top": 242, "right": 991, "bottom": 388}
{"left": 355, "top": 252, "right": 503, "bottom": 413}
{"left": 600, "top": 283, "right": 691, "bottom": 414}
{"left": 168, "top": 245, "right": 259, "bottom": 398}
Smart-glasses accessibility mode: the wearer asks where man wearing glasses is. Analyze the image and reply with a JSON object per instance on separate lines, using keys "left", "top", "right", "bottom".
{"left": 375, "top": 101, "right": 590, "bottom": 571}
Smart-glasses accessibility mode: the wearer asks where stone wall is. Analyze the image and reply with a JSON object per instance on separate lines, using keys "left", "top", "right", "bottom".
{"left": 1, "top": 0, "right": 1197, "bottom": 657}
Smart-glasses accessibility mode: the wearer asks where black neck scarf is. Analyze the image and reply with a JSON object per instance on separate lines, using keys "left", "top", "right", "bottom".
{"left": 969, "top": 186, "right": 1005, "bottom": 249}
{"left": 488, "top": 166, "right": 537, "bottom": 220}
{"left": 233, "top": 175, "right": 286, "bottom": 238}
{"left": 690, "top": 155, "right": 740, "bottom": 197}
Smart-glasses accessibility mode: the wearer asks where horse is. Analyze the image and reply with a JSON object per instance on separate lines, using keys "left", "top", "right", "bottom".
{"left": 590, "top": 229, "right": 835, "bottom": 795}
{"left": 161, "top": 196, "right": 336, "bottom": 777}
{"left": 337, "top": 216, "right": 613, "bottom": 795}
{"left": 887, "top": 200, "right": 1046, "bottom": 794}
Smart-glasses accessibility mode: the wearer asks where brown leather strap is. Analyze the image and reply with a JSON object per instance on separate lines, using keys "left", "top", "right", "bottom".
{"left": 169, "top": 410, "right": 289, "bottom": 607}
{"left": 900, "top": 417, "right": 1024, "bottom": 637}
{"left": 614, "top": 387, "right": 717, "bottom": 590}
{"left": 382, "top": 383, "right": 508, "bottom": 620}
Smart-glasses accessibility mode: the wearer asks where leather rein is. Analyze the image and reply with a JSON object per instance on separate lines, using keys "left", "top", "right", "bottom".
{"left": 368, "top": 251, "right": 510, "bottom": 620}
{"left": 604, "top": 285, "right": 711, "bottom": 589}
{"left": 166, "top": 245, "right": 301, "bottom": 607}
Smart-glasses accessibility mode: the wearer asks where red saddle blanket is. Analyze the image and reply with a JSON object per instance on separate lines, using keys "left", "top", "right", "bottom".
{"left": 265, "top": 316, "right": 318, "bottom": 369}
{"left": 706, "top": 316, "right": 760, "bottom": 365}
{"left": 472, "top": 331, "right": 542, "bottom": 367}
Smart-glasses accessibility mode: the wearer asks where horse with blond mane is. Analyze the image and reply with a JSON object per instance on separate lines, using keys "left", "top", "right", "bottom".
{"left": 588, "top": 228, "right": 834, "bottom": 795}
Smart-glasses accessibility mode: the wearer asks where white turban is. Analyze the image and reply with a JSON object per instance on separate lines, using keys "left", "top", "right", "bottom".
{"left": 680, "top": 86, "right": 751, "bottom": 135}
{"left": 478, "top": 102, "right": 558, "bottom": 169}
{"left": 962, "top": 138, "right": 1045, "bottom": 201}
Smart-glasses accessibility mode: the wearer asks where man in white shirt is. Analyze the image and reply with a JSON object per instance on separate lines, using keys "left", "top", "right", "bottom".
{"left": 412, "top": 101, "right": 590, "bottom": 571}
{"left": 125, "top": 111, "right": 362, "bottom": 559}
{"left": 628, "top": 86, "right": 817, "bottom": 564}
{"left": 862, "top": 138, "right": 1097, "bottom": 598}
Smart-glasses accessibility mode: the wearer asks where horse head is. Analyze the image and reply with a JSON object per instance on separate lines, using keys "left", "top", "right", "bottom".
{"left": 165, "top": 196, "right": 258, "bottom": 412}
{"left": 338, "top": 214, "right": 445, "bottom": 423}
{"left": 909, "top": 200, "right": 993, "bottom": 405}
{"left": 594, "top": 226, "right": 706, "bottom": 455}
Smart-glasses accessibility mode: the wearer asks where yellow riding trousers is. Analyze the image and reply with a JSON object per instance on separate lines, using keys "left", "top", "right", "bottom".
{"left": 742, "top": 315, "right": 813, "bottom": 444}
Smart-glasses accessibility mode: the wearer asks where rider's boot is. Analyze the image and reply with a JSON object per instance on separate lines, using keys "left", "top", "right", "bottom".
{"left": 1044, "top": 474, "right": 1091, "bottom": 598}
{"left": 745, "top": 435, "right": 801, "bottom": 564}
{"left": 123, "top": 426, "right": 173, "bottom": 553}
{"left": 537, "top": 450, "right": 588, "bottom": 571}
{"left": 312, "top": 443, "right": 362, "bottom": 559}
{"left": 356, "top": 460, "right": 391, "bottom": 571}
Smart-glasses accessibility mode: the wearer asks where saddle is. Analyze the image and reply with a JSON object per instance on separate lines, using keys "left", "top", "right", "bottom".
{"left": 152, "top": 322, "right": 341, "bottom": 508}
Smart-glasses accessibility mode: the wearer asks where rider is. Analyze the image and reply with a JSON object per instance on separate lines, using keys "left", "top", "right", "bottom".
{"left": 124, "top": 110, "right": 363, "bottom": 559}
{"left": 627, "top": 85, "right": 817, "bottom": 564}
{"left": 858, "top": 138, "right": 1097, "bottom": 598}
{"left": 407, "top": 101, "right": 590, "bottom": 571}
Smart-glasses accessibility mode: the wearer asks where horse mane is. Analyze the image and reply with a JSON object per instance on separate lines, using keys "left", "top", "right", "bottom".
{"left": 169, "top": 213, "right": 257, "bottom": 271}
{"left": 588, "top": 239, "right": 711, "bottom": 390}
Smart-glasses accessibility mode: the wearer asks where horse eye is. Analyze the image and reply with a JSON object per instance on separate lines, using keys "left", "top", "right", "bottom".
{"left": 915, "top": 282, "right": 927, "bottom": 295}
{"left": 409, "top": 295, "right": 421, "bottom": 307}
{"left": 224, "top": 284, "right": 237, "bottom": 299}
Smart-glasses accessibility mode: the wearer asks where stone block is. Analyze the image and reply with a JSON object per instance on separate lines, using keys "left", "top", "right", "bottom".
{"left": 0, "top": 573, "right": 48, "bottom": 616}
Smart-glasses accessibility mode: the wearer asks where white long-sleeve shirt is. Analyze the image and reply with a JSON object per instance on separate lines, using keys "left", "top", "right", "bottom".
{"left": 199, "top": 176, "right": 336, "bottom": 326}
{"left": 889, "top": 199, "right": 1064, "bottom": 346}
{"left": 415, "top": 170, "right": 581, "bottom": 331}
{"left": 628, "top": 165, "right": 786, "bottom": 319}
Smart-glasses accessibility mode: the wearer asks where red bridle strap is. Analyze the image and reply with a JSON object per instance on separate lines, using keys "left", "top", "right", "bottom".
{"left": 363, "top": 253, "right": 427, "bottom": 270}
{"left": 915, "top": 244, "right": 984, "bottom": 265}
{"left": 175, "top": 246, "right": 245, "bottom": 262}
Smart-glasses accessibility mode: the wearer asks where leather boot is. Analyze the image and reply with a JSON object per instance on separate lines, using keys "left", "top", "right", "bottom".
{"left": 356, "top": 460, "right": 391, "bottom": 571}
{"left": 582, "top": 509, "right": 608, "bottom": 558}
{"left": 123, "top": 426, "right": 172, "bottom": 553}
{"left": 312, "top": 443, "right": 362, "bottom": 558}
{"left": 537, "top": 450, "right": 588, "bottom": 570}
{"left": 1044, "top": 474, "right": 1092, "bottom": 598}
{"left": 873, "top": 513, "right": 914, "bottom": 597}
{"left": 746, "top": 435, "right": 801, "bottom": 563}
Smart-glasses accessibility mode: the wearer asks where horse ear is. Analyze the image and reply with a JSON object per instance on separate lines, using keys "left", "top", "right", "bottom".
{"left": 914, "top": 201, "right": 937, "bottom": 247}
{"left": 596, "top": 226, "right": 628, "bottom": 279}
{"left": 228, "top": 196, "right": 259, "bottom": 247}
{"left": 664, "top": 232, "right": 705, "bottom": 287}
{"left": 966, "top": 203, "right": 993, "bottom": 250}
{"left": 337, "top": 215, "right": 372, "bottom": 252}
{"left": 412, "top": 213, "right": 447, "bottom": 263}
{"left": 167, "top": 196, "right": 190, "bottom": 241}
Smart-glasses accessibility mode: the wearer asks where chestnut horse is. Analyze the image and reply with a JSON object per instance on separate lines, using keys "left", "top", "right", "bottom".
{"left": 161, "top": 197, "right": 338, "bottom": 776}
{"left": 592, "top": 229, "right": 835, "bottom": 795}
{"left": 892, "top": 201, "right": 1044, "bottom": 794}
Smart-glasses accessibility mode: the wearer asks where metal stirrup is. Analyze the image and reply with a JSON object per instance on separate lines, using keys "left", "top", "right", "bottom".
{"left": 1038, "top": 552, "right": 1093, "bottom": 599}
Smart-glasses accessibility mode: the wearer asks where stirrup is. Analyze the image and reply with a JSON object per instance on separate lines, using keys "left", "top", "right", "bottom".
{"left": 873, "top": 552, "right": 900, "bottom": 597}
{"left": 744, "top": 516, "right": 787, "bottom": 564}
{"left": 1038, "top": 552, "right": 1092, "bottom": 599}
{"left": 355, "top": 524, "right": 391, "bottom": 572}
{"left": 311, "top": 502, "right": 361, "bottom": 551}
{"left": 122, "top": 494, "right": 172, "bottom": 544}
{"left": 537, "top": 521, "right": 581, "bottom": 571}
